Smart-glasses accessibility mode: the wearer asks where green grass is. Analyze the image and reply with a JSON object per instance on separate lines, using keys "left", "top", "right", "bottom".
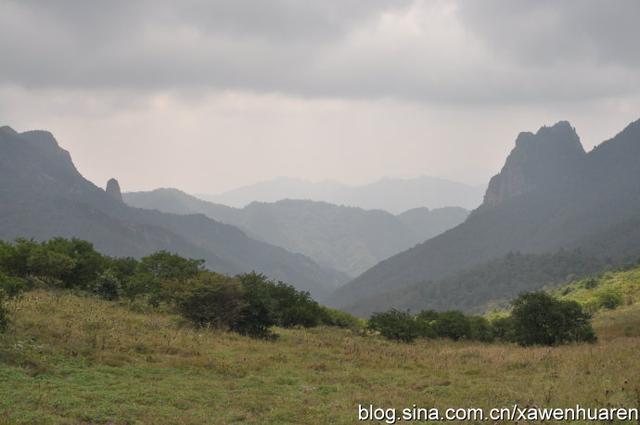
{"left": 1, "top": 287, "right": 640, "bottom": 424}
{"left": 553, "top": 266, "right": 640, "bottom": 313}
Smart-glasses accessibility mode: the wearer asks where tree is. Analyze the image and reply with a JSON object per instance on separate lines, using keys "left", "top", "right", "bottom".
{"left": 139, "top": 251, "right": 204, "bottom": 281}
{"left": 431, "top": 311, "right": 471, "bottom": 340}
{"left": 93, "top": 270, "right": 123, "bottom": 301}
{"left": 177, "top": 273, "right": 245, "bottom": 328}
{"left": 511, "top": 292, "right": 596, "bottom": 346}
{"left": 233, "top": 273, "right": 278, "bottom": 339}
{"left": 368, "top": 310, "right": 421, "bottom": 342}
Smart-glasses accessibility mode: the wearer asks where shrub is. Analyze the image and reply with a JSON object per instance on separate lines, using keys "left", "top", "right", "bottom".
{"left": 597, "top": 288, "right": 623, "bottom": 310}
{"left": 491, "top": 316, "right": 515, "bottom": 341}
{"left": 177, "top": 274, "right": 245, "bottom": 328}
{"left": 583, "top": 278, "right": 599, "bottom": 289}
{"left": 0, "top": 294, "right": 8, "bottom": 333}
{"left": 321, "top": 307, "right": 362, "bottom": 330}
{"left": 233, "top": 272, "right": 278, "bottom": 339}
{"left": 368, "top": 310, "right": 421, "bottom": 342}
{"left": 415, "top": 310, "right": 440, "bottom": 339}
{"left": 431, "top": 311, "right": 471, "bottom": 340}
{"left": 0, "top": 273, "right": 28, "bottom": 299}
{"left": 93, "top": 270, "right": 123, "bottom": 301}
{"left": 0, "top": 273, "right": 28, "bottom": 333}
{"left": 511, "top": 292, "right": 596, "bottom": 346}
{"left": 468, "top": 316, "right": 494, "bottom": 342}
{"left": 267, "top": 281, "right": 325, "bottom": 328}
{"left": 139, "top": 251, "right": 204, "bottom": 281}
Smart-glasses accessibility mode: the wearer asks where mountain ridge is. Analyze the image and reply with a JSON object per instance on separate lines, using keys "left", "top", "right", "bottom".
{"left": 124, "top": 189, "right": 469, "bottom": 277}
{"left": 330, "top": 119, "right": 640, "bottom": 315}
{"left": 0, "top": 126, "right": 348, "bottom": 299}
{"left": 198, "top": 175, "right": 485, "bottom": 214}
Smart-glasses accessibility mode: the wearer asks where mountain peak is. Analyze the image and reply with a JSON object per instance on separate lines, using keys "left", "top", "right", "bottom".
{"left": 0, "top": 125, "right": 18, "bottom": 136}
{"left": 106, "top": 178, "right": 123, "bottom": 202}
{"left": 483, "top": 121, "right": 585, "bottom": 208}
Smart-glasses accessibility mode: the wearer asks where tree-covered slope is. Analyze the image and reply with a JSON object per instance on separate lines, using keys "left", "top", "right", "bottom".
{"left": 330, "top": 119, "right": 640, "bottom": 314}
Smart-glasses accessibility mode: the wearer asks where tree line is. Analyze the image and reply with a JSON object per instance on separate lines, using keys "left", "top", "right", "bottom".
{"left": 0, "top": 238, "right": 358, "bottom": 338}
{"left": 0, "top": 237, "right": 598, "bottom": 346}
{"left": 368, "top": 291, "right": 596, "bottom": 346}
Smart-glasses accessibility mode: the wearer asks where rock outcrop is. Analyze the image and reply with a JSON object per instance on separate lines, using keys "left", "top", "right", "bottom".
{"left": 105, "top": 178, "right": 123, "bottom": 202}
{"left": 482, "top": 121, "right": 586, "bottom": 208}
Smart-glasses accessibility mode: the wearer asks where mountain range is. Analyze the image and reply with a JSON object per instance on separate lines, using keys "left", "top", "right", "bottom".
{"left": 124, "top": 190, "right": 469, "bottom": 277}
{"left": 0, "top": 126, "right": 348, "bottom": 299}
{"left": 198, "top": 176, "right": 485, "bottom": 214}
{"left": 330, "top": 119, "right": 640, "bottom": 316}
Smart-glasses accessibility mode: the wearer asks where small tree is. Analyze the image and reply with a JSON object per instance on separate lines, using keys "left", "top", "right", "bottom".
{"left": 491, "top": 315, "right": 515, "bottom": 341}
{"left": 93, "top": 270, "right": 123, "bottom": 301}
{"left": 0, "top": 293, "right": 8, "bottom": 333}
{"left": 177, "top": 274, "right": 245, "bottom": 329}
{"left": 139, "top": 251, "right": 204, "bottom": 281}
{"left": 511, "top": 292, "right": 596, "bottom": 346}
{"left": 233, "top": 273, "right": 278, "bottom": 339}
{"left": 368, "top": 310, "right": 421, "bottom": 342}
{"left": 468, "top": 316, "right": 494, "bottom": 342}
{"left": 432, "top": 311, "right": 471, "bottom": 340}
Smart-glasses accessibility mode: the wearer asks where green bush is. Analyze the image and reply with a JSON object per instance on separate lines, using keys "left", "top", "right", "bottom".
{"left": 415, "top": 310, "right": 439, "bottom": 339}
{"left": 597, "top": 289, "right": 623, "bottom": 310}
{"left": 321, "top": 307, "right": 362, "bottom": 330}
{"left": 0, "top": 273, "right": 28, "bottom": 299}
{"left": 468, "top": 316, "right": 494, "bottom": 342}
{"left": 0, "top": 294, "right": 8, "bottom": 333}
{"left": 139, "top": 251, "right": 204, "bottom": 281}
{"left": 267, "top": 281, "right": 325, "bottom": 328}
{"left": 177, "top": 273, "right": 245, "bottom": 329}
{"left": 93, "top": 270, "right": 123, "bottom": 301}
{"left": 233, "top": 273, "right": 278, "bottom": 339}
{"left": 368, "top": 310, "right": 421, "bottom": 342}
{"left": 511, "top": 292, "right": 596, "bottom": 346}
{"left": 432, "top": 311, "right": 472, "bottom": 341}
{"left": 491, "top": 316, "right": 515, "bottom": 341}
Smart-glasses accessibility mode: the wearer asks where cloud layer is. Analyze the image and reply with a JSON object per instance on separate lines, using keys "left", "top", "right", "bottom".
{"left": 2, "top": 0, "right": 639, "bottom": 102}
{"left": 1, "top": 0, "right": 639, "bottom": 194}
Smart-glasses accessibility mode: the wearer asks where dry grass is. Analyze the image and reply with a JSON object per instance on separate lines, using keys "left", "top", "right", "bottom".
{"left": 1, "top": 290, "right": 639, "bottom": 424}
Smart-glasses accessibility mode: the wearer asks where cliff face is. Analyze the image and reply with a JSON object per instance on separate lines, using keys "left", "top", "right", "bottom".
{"left": 483, "top": 121, "right": 586, "bottom": 208}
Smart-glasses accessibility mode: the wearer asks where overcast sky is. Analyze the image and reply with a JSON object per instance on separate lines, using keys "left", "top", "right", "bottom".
{"left": 1, "top": 0, "right": 639, "bottom": 193}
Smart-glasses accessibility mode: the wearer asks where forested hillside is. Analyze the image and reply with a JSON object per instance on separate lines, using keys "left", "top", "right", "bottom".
{"left": 331, "top": 119, "right": 640, "bottom": 315}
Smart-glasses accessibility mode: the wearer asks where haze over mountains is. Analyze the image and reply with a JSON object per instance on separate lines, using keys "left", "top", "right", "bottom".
{"left": 0, "top": 126, "right": 347, "bottom": 299}
{"left": 198, "top": 176, "right": 485, "bottom": 214}
{"left": 3, "top": 118, "right": 640, "bottom": 317}
{"left": 330, "top": 119, "right": 640, "bottom": 316}
{"left": 124, "top": 189, "right": 468, "bottom": 277}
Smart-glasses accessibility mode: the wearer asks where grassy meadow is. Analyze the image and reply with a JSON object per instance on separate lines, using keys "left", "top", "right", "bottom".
{"left": 1, "top": 288, "right": 640, "bottom": 424}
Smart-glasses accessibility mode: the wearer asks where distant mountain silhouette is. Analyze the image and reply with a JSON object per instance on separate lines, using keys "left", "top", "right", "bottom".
{"left": 329, "top": 119, "right": 640, "bottom": 316}
{"left": 198, "top": 176, "right": 484, "bottom": 214}
{"left": 0, "top": 126, "right": 348, "bottom": 299}
{"left": 124, "top": 190, "right": 469, "bottom": 277}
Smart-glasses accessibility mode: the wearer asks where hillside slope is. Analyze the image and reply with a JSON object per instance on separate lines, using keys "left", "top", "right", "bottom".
{"left": 1, "top": 288, "right": 639, "bottom": 424}
{"left": 330, "top": 119, "right": 640, "bottom": 314}
{"left": 125, "top": 190, "right": 468, "bottom": 276}
{"left": 0, "top": 126, "right": 347, "bottom": 298}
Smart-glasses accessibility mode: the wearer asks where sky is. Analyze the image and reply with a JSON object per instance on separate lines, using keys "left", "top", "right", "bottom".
{"left": 1, "top": 0, "right": 639, "bottom": 194}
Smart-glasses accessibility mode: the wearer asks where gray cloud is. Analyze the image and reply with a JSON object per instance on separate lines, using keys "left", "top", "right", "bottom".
{"left": 457, "top": 0, "right": 640, "bottom": 67}
{"left": 1, "top": 0, "right": 638, "bottom": 103}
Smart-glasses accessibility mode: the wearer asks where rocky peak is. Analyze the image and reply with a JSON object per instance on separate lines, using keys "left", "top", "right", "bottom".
{"left": 106, "top": 178, "right": 123, "bottom": 202}
{"left": 483, "top": 121, "right": 586, "bottom": 208}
